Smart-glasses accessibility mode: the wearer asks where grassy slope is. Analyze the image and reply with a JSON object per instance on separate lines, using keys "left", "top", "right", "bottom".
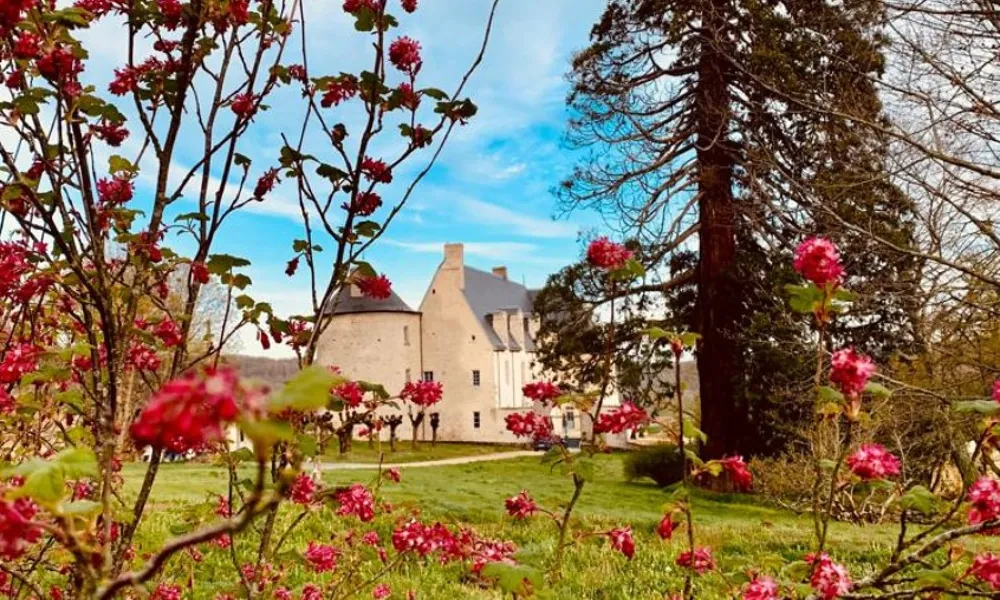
{"left": 120, "top": 455, "right": 953, "bottom": 599}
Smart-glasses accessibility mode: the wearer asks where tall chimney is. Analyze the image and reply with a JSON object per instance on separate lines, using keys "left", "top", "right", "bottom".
{"left": 492, "top": 266, "right": 508, "bottom": 281}
{"left": 442, "top": 243, "right": 465, "bottom": 290}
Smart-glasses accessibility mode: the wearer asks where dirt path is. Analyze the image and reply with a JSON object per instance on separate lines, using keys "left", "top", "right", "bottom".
{"left": 316, "top": 450, "right": 539, "bottom": 471}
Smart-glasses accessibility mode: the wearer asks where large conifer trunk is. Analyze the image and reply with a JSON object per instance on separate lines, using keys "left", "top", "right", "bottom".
{"left": 694, "top": 1, "right": 742, "bottom": 459}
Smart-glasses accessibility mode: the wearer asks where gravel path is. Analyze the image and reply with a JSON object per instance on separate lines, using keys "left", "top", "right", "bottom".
{"left": 316, "top": 450, "right": 539, "bottom": 471}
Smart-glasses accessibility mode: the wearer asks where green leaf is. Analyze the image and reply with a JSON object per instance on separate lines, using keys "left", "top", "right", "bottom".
{"left": 235, "top": 295, "right": 255, "bottom": 310}
{"left": 207, "top": 253, "right": 251, "bottom": 274}
{"left": 55, "top": 447, "right": 98, "bottom": 479}
{"left": 480, "top": 563, "right": 544, "bottom": 596}
{"left": 953, "top": 400, "right": 1000, "bottom": 416}
{"left": 682, "top": 418, "right": 708, "bottom": 444}
{"left": 563, "top": 457, "right": 595, "bottom": 481}
{"left": 785, "top": 283, "right": 824, "bottom": 314}
{"left": 271, "top": 366, "right": 343, "bottom": 412}
{"left": 63, "top": 500, "right": 102, "bottom": 516}
{"left": 679, "top": 332, "right": 701, "bottom": 347}
{"left": 643, "top": 327, "right": 669, "bottom": 340}
{"left": 234, "top": 153, "right": 252, "bottom": 168}
{"left": 421, "top": 87, "right": 449, "bottom": 101}
{"left": 781, "top": 560, "right": 812, "bottom": 581}
{"left": 239, "top": 419, "right": 295, "bottom": 448}
{"left": 108, "top": 155, "right": 137, "bottom": 175}
{"left": 316, "top": 163, "right": 347, "bottom": 182}
{"left": 899, "top": 485, "right": 937, "bottom": 516}
{"left": 296, "top": 434, "right": 319, "bottom": 457}
{"left": 354, "top": 221, "right": 381, "bottom": 238}
{"left": 174, "top": 212, "right": 209, "bottom": 223}
{"left": 292, "top": 239, "right": 309, "bottom": 253}
{"left": 912, "top": 569, "right": 954, "bottom": 589}
{"left": 864, "top": 382, "right": 891, "bottom": 398}
{"left": 818, "top": 386, "right": 845, "bottom": 402}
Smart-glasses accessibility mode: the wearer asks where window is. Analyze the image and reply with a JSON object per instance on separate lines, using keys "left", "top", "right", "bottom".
{"left": 405, "top": 368, "right": 411, "bottom": 382}
{"left": 564, "top": 410, "right": 575, "bottom": 430}
{"left": 422, "top": 371, "right": 434, "bottom": 382}
{"left": 472, "top": 370, "right": 481, "bottom": 387}
{"left": 403, "top": 325, "right": 410, "bottom": 346}
{"left": 473, "top": 412, "right": 481, "bottom": 429}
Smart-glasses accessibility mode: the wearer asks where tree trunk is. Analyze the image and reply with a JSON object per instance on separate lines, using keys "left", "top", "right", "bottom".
{"left": 694, "top": 1, "right": 743, "bottom": 459}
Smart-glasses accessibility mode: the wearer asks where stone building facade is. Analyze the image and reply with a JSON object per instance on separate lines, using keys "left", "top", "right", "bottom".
{"left": 316, "top": 243, "right": 621, "bottom": 444}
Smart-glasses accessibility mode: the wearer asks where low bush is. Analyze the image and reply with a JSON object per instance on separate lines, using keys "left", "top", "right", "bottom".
{"left": 623, "top": 444, "right": 685, "bottom": 487}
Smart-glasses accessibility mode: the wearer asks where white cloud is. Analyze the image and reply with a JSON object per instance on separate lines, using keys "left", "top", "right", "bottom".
{"left": 451, "top": 195, "right": 578, "bottom": 238}
{"left": 383, "top": 239, "right": 538, "bottom": 259}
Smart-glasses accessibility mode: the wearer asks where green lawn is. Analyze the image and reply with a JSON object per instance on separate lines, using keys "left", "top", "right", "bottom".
{"left": 320, "top": 441, "right": 521, "bottom": 463}
{"left": 118, "top": 455, "right": 970, "bottom": 599}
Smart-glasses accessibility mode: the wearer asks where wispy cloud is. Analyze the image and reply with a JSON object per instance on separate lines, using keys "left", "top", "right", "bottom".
{"left": 451, "top": 195, "right": 578, "bottom": 239}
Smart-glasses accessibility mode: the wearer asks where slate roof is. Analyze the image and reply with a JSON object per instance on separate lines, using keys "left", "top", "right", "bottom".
{"left": 324, "top": 287, "right": 418, "bottom": 315}
{"left": 463, "top": 266, "right": 540, "bottom": 351}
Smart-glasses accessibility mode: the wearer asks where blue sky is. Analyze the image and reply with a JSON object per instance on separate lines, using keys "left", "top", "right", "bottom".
{"left": 69, "top": 0, "right": 610, "bottom": 355}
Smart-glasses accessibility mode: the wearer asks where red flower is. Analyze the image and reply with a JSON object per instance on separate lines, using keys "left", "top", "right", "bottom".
{"left": 400, "top": 380, "right": 443, "bottom": 407}
{"left": 335, "top": 484, "right": 376, "bottom": 521}
{"left": 343, "top": 0, "right": 378, "bottom": 13}
{"left": 742, "top": 575, "right": 779, "bottom": 600}
{"left": 191, "top": 262, "right": 210, "bottom": 284}
{"left": 385, "top": 468, "right": 401, "bottom": 483}
{"left": 127, "top": 342, "right": 161, "bottom": 372}
{"left": 355, "top": 274, "right": 391, "bottom": 300}
{"left": 302, "top": 585, "right": 323, "bottom": 600}
{"left": 371, "top": 584, "right": 391, "bottom": 600}
{"left": 0, "top": 0, "right": 36, "bottom": 36}
{"left": 289, "top": 473, "right": 317, "bottom": 505}
{"left": 229, "top": 0, "right": 248, "bottom": 25}
{"left": 154, "top": 320, "right": 183, "bottom": 347}
{"left": 97, "top": 177, "right": 134, "bottom": 206}
{"left": 0, "top": 497, "right": 41, "bottom": 560}
{"left": 720, "top": 456, "right": 753, "bottom": 492}
{"left": 829, "top": 348, "right": 876, "bottom": 398}
{"left": 361, "top": 157, "right": 393, "bottom": 183}
{"left": 993, "top": 379, "right": 1000, "bottom": 403}
{"left": 92, "top": 120, "right": 129, "bottom": 146}
{"left": 109, "top": 66, "right": 140, "bottom": 95}
{"left": 400, "top": 0, "right": 416, "bottom": 12}
{"left": 522, "top": 381, "right": 561, "bottom": 404}
{"left": 586, "top": 236, "right": 633, "bottom": 270}
{"left": 504, "top": 411, "right": 554, "bottom": 443}
{"left": 214, "top": 495, "right": 232, "bottom": 517}
{"left": 0, "top": 389, "right": 14, "bottom": 414}
{"left": 254, "top": 168, "right": 280, "bottom": 199}
{"left": 130, "top": 366, "right": 242, "bottom": 452}
{"left": 349, "top": 192, "right": 382, "bottom": 216}
{"left": 304, "top": 541, "right": 340, "bottom": 572}
{"left": 806, "top": 553, "right": 852, "bottom": 599}
{"left": 231, "top": 93, "right": 256, "bottom": 118}
{"left": 657, "top": 513, "right": 678, "bottom": 540}
{"left": 607, "top": 527, "right": 634, "bottom": 559}
{"left": 846, "top": 444, "right": 901, "bottom": 481}
{"left": 214, "top": 533, "right": 232, "bottom": 549}
{"left": 12, "top": 32, "right": 41, "bottom": 59}
{"left": 969, "top": 553, "right": 1000, "bottom": 591}
{"left": 594, "top": 401, "right": 648, "bottom": 434}
{"left": 150, "top": 584, "right": 182, "bottom": 600}
{"left": 794, "top": 236, "right": 844, "bottom": 288}
{"left": 37, "top": 46, "right": 83, "bottom": 84}
{"left": 504, "top": 490, "right": 537, "bottom": 519}
{"left": 333, "top": 381, "right": 365, "bottom": 408}
{"left": 321, "top": 76, "right": 358, "bottom": 108}
{"left": 388, "top": 37, "right": 422, "bottom": 75}
{"left": 156, "top": 0, "right": 182, "bottom": 28}
{"left": 398, "top": 83, "right": 420, "bottom": 110}
{"left": 968, "top": 477, "right": 1000, "bottom": 528}
{"left": 676, "top": 547, "right": 715, "bottom": 574}
{"left": 0, "top": 343, "right": 39, "bottom": 385}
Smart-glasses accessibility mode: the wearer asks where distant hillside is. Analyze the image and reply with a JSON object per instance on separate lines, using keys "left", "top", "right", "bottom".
{"left": 223, "top": 355, "right": 299, "bottom": 388}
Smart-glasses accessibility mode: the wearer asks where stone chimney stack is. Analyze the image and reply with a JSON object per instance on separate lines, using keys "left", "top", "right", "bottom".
{"left": 492, "top": 266, "right": 508, "bottom": 281}
{"left": 442, "top": 243, "right": 465, "bottom": 290}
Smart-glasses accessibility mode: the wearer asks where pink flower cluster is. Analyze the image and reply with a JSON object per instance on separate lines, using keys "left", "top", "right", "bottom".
{"left": 304, "top": 541, "right": 340, "bottom": 572}
{"left": 829, "top": 348, "right": 876, "bottom": 398}
{"left": 334, "top": 381, "right": 365, "bottom": 408}
{"left": 130, "top": 367, "right": 242, "bottom": 452}
{"left": 676, "top": 547, "right": 715, "bottom": 574}
{"left": 335, "top": 484, "right": 376, "bottom": 522}
{"left": 371, "top": 584, "right": 392, "bottom": 599}
{"left": 0, "top": 343, "right": 39, "bottom": 385}
{"left": 504, "top": 411, "right": 554, "bottom": 442}
{"left": 586, "top": 237, "right": 633, "bottom": 270}
{"left": 389, "top": 37, "right": 422, "bottom": 75}
{"left": 391, "top": 519, "right": 454, "bottom": 556}
{"left": 806, "top": 553, "right": 852, "bottom": 599}
{"left": 607, "top": 527, "right": 635, "bottom": 559}
{"left": 969, "top": 553, "right": 1000, "bottom": 591}
{"left": 720, "top": 456, "right": 753, "bottom": 492}
{"left": 321, "top": 76, "right": 358, "bottom": 108}
{"left": 290, "top": 473, "right": 317, "bottom": 505}
{"left": 0, "top": 242, "right": 33, "bottom": 301}
{"left": 657, "top": 513, "right": 678, "bottom": 540}
{"left": 150, "top": 584, "right": 182, "bottom": 600}
{"left": 846, "top": 444, "right": 901, "bottom": 481}
{"left": 593, "top": 401, "right": 648, "bottom": 434}
{"left": 993, "top": 379, "right": 1000, "bottom": 403}
{"left": 0, "top": 497, "right": 41, "bottom": 560}
{"left": 504, "top": 490, "right": 537, "bottom": 520}
{"left": 742, "top": 575, "right": 779, "bottom": 600}
{"left": 968, "top": 477, "right": 1000, "bottom": 529}
{"left": 357, "top": 275, "right": 393, "bottom": 300}
{"left": 361, "top": 157, "right": 393, "bottom": 184}
{"left": 793, "top": 236, "right": 844, "bottom": 287}
{"left": 522, "top": 381, "right": 561, "bottom": 404}
{"left": 350, "top": 192, "right": 383, "bottom": 217}
{"left": 400, "top": 380, "right": 443, "bottom": 407}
